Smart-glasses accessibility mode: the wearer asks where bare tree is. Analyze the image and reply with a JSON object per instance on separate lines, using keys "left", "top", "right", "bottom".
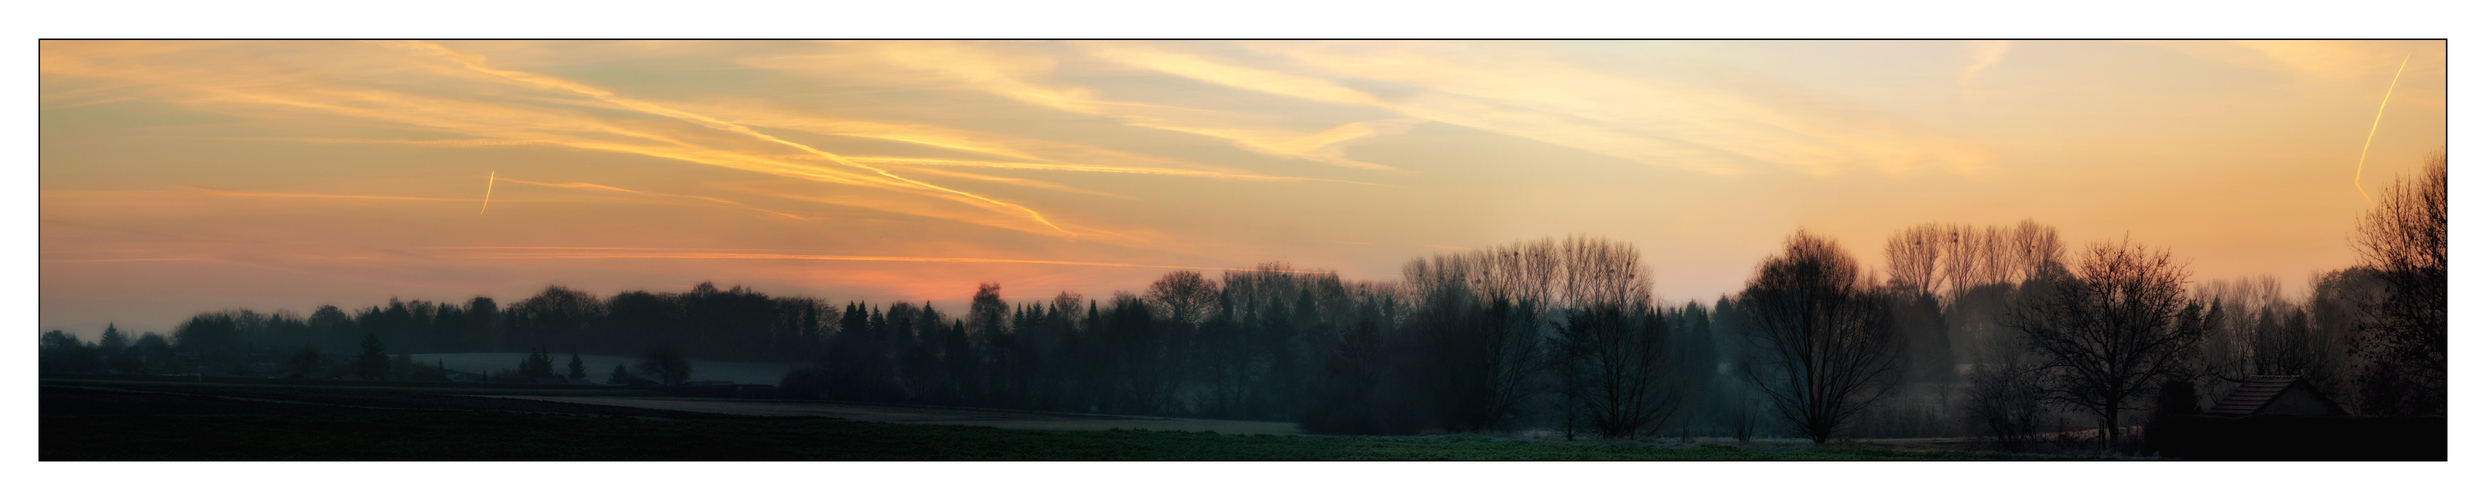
{"left": 1404, "top": 257, "right": 1546, "bottom": 432}
{"left": 1885, "top": 225, "right": 1946, "bottom": 294}
{"left": 2192, "top": 275, "right": 2285, "bottom": 392}
{"left": 1549, "top": 236, "right": 1679, "bottom": 439}
{"left": 1557, "top": 303, "right": 1681, "bottom": 438}
{"left": 2350, "top": 153, "right": 2447, "bottom": 416}
{"left": 1147, "top": 270, "right": 1222, "bottom": 327}
{"left": 637, "top": 345, "right": 692, "bottom": 385}
{"left": 2004, "top": 238, "right": 2205, "bottom": 449}
{"left": 2306, "top": 268, "right": 2383, "bottom": 409}
{"left": 2004, "top": 219, "right": 2067, "bottom": 283}
{"left": 1884, "top": 220, "right": 2063, "bottom": 299}
{"left": 1402, "top": 235, "right": 1663, "bottom": 434}
{"left": 1737, "top": 230, "right": 1905, "bottom": 443}
{"left": 968, "top": 282, "right": 1008, "bottom": 338}
{"left": 1557, "top": 235, "right": 1654, "bottom": 308}
{"left": 1961, "top": 330, "right": 2045, "bottom": 451}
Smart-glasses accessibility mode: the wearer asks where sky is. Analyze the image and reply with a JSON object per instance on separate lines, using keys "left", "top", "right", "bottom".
{"left": 38, "top": 40, "right": 2447, "bottom": 337}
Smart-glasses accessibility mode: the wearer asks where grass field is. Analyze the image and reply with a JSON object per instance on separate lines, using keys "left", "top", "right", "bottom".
{"left": 46, "top": 411, "right": 2062, "bottom": 460}
{"left": 408, "top": 353, "right": 802, "bottom": 385}
{"left": 45, "top": 377, "right": 663, "bottom": 397}
{"left": 40, "top": 381, "right": 2075, "bottom": 460}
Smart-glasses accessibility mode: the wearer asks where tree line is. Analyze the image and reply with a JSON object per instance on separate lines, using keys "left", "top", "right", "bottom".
{"left": 40, "top": 155, "right": 2447, "bottom": 449}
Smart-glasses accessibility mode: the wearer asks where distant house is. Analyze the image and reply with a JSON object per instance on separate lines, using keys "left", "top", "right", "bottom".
{"left": 2204, "top": 375, "right": 2348, "bottom": 417}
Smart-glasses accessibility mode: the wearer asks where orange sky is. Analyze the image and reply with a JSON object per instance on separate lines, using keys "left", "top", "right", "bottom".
{"left": 38, "top": 40, "right": 2448, "bottom": 336}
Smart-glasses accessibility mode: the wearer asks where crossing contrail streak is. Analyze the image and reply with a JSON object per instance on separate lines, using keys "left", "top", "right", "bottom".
{"left": 480, "top": 170, "right": 497, "bottom": 214}
{"left": 399, "top": 41, "right": 1071, "bottom": 236}
{"left": 2354, "top": 53, "right": 2411, "bottom": 202}
{"left": 451, "top": 249, "right": 1341, "bottom": 274}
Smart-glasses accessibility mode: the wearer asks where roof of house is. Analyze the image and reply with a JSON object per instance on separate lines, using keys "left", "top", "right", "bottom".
{"left": 2205, "top": 375, "right": 2313, "bottom": 416}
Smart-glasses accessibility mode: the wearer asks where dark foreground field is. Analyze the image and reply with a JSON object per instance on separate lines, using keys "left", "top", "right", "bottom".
{"left": 42, "top": 382, "right": 2054, "bottom": 460}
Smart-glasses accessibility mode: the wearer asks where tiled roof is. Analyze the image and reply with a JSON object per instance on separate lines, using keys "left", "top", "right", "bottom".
{"left": 2205, "top": 375, "right": 2300, "bottom": 416}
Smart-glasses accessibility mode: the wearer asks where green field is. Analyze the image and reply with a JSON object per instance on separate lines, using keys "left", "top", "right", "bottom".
{"left": 43, "top": 377, "right": 665, "bottom": 397}
{"left": 41, "top": 380, "right": 2073, "bottom": 460}
{"left": 47, "top": 411, "right": 2064, "bottom": 460}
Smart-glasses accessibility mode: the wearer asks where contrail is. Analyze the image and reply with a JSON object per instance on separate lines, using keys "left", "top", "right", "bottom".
{"left": 492, "top": 177, "right": 808, "bottom": 220}
{"left": 2354, "top": 53, "right": 2412, "bottom": 202}
{"left": 461, "top": 250, "right": 1340, "bottom": 274}
{"left": 480, "top": 170, "right": 497, "bottom": 214}
{"left": 397, "top": 42, "right": 1071, "bottom": 236}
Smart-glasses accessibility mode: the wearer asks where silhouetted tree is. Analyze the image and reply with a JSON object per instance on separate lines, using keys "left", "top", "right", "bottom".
{"left": 356, "top": 331, "right": 389, "bottom": 381}
{"left": 607, "top": 363, "right": 634, "bottom": 385}
{"left": 567, "top": 353, "right": 588, "bottom": 381}
{"left": 509, "top": 286, "right": 601, "bottom": 353}
{"left": 97, "top": 325, "right": 134, "bottom": 373}
{"left": 1962, "top": 321, "right": 2045, "bottom": 451}
{"left": 39, "top": 330, "right": 92, "bottom": 373}
{"left": 519, "top": 348, "right": 556, "bottom": 381}
{"left": 2005, "top": 238, "right": 2205, "bottom": 449}
{"left": 1148, "top": 270, "right": 1222, "bottom": 327}
{"left": 1405, "top": 242, "right": 1558, "bottom": 433}
{"left": 1891, "top": 292, "right": 1955, "bottom": 383}
{"left": 1885, "top": 220, "right": 2063, "bottom": 300}
{"left": 288, "top": 345, "right": 323, "bottom": 377}
{"left": 1737, "top": 230, "right": 1904, "bottom": 444}
{"left": 464, "top": 296, "right": 501, "bottom": 353}
{"left": 1557, "top": 304, "right": 1680, "bottom": 439}
{"left": 2306, "top": 267, "right": 2383, "bottom": 408}
{"left": 2350, "top": 153, "right": 2446, "bottom": 416}
{"left": 638, "top": 346, "right": 691, "bottom": 385}
{"left": 131, "top": 333, "right": 172, "bottom": 373}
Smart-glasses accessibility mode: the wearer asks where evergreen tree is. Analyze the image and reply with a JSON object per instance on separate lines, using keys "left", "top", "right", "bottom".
{"left": 567, "top": 353, "right": 588, "bottom": 381}
{"left": 356, "top": 331, "right": 389, "bottom": 381}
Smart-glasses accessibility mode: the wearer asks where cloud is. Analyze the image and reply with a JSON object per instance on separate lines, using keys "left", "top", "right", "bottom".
{"left": 179, "top": 186, "right": 472, "bottom": 202}
{"left": 441, "top": 247, "right": 1342, "bottom": 274}
{"left": 760, "top": 42, "right": 1418, "bottom": 172}
{"left": 42, "top": 41, "right": 1081, "bottom": 238}
{"left": 897, "top": 166, "right": 1137, "bottom": 200}
{"left": 1960, "top": 41, "right": 2011, "bottom": 103}
{"left": 387, "top": 41, "right": 1070, "bottom": 235}
{"left": 1229, "top": 42, "right": 1992, "bottom": 176}
{"left": 1125, "top": 118, "right": 1422, "bottom": 172}
{"left": 842, "top": 156, "right": 1377, "bottom": 185}
{"left": 42, "top": 257, "right": 199, "bottom": 264}
{"left": 490, "top": 177, "right": 809, "bottom": 220}
{"left": 2136, "top": 40, "right": 2424, "bottom": 80}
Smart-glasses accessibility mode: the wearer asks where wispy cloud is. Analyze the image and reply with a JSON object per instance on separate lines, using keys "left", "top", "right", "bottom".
{"left": 443, "top": 246, "right": 1339, "bottom": 274}
{"left": 842, "top": 156, "right": 1379, "bottom": 185}
{"left": 2136, "top": 40, "right": 2425, "bottom": 80}
{"left": 1060, "top": 41, "right": 1991, "bottom": 176}
{"left": 1960, "top": 41, "right": 2011, "bottom": 103}
{"left": 41, "top": 41, "right": 1081, "bottom": 238}
{"left": 898, "top": 167, "right": 1137, "bottom": 200}
{"left": 180, "top": 186, "right": 472, "bottom": 202}
{"left": 766, "top": 42, "right": 1419, "bottom": 172}
{"left": 388, "top": 41, "right": 1070, "bottom": 235}
{"left": 491, "top": 177, "right": 808, "bottom": 220}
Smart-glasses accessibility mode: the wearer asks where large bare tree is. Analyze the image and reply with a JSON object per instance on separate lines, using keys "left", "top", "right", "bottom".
{"left": 2350, "top": 154, "right": 2447, "bottom": 415}
{"left": 1557, "top": 303, "right": 1681, "bottom": 439}
{"left": 1549, "top": 236, "right": 1680, "bottom": 439}
{"left": 2005, "top": 238, "right": 2205, "bottom": 448}
{"left": 1146, "top": 270, "right": 1222, "bottom": 327}
{"left": 1738, "top": 230, "right": 1905, "bottom": 443}
{"left": 1883, "top": 220, "right": 2065, "bottom": 298}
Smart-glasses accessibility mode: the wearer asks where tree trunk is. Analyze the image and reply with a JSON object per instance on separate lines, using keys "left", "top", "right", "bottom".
{"left": 2101, "top": 407, "right": 2120, "bottom": 452}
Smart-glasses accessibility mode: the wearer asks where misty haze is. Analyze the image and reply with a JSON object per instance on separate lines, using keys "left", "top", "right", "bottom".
{"left": 38, "top": 39, "right": 2448, "bottom": 462}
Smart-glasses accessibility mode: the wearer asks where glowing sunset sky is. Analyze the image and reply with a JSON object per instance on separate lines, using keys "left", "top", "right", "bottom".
{"left": 39, "top": 40, "right": 2447, "bottom": 336}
